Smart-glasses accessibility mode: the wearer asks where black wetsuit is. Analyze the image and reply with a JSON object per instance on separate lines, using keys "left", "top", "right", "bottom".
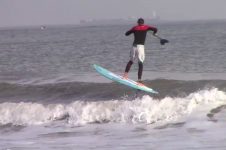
{"left": 125, "top": 25, "right": 157, "bottom": 45}
{"left": 125, "top": 24, "right": 157, "bottom": 80}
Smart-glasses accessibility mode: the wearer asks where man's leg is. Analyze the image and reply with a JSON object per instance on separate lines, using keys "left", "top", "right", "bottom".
{"left": 138, "top": 62, "right": 143, "bottom": 81}
{"left": 123, "top": 46, "right": 136, "bottom": 79}
{"left": 137, "top": 45, "right": 145, "bottom": 83}
{"left": 137, "top": 45, "right": 145, "bottom": 82}
{"left": 123, "top": 60, "right": 133, "bottom": 79}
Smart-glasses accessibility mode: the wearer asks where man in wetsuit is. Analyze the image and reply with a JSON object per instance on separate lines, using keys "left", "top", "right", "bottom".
{"left": 123, "top": 18, "right": 158, "bottom": 83}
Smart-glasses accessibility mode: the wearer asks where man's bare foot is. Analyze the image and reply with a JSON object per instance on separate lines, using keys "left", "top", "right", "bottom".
{"left": 137, "top": 79, "right": 144, "bottom": 86}
{"left": 123, "top": 72, "right": 128, "bottom": 79}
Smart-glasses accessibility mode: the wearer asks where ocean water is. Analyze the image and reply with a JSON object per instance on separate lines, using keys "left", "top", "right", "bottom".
{"left": 0, "top": 20, "right": 226, "bottom": 150}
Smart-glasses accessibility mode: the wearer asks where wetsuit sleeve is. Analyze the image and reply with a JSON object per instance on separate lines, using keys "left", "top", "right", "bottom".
{"left": 125, "top": 28, "right": 134, "bottom": 36}
{"left": 147, "top": 26, "right": 158, "bottom": 34}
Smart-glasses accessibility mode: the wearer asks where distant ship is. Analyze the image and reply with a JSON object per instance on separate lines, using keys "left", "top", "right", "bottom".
{"left": 78, "top": 11, "right": 161, "bottom": 26}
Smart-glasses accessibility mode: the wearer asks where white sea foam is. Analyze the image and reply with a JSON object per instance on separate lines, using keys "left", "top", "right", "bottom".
{"left": 0, "top": 88, "right": 225, "bottom": 126}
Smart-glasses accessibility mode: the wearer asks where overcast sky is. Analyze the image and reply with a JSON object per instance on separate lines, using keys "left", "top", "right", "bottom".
{"left": 0, "top": 0, "right": 226, "bottom": 27}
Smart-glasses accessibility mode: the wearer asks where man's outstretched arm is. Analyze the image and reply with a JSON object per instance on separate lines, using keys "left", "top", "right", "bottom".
{"left": 125, "top": 28, "right": 134, "bottom": 36}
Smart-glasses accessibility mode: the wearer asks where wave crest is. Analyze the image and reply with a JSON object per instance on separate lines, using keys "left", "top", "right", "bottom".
{"left": 0, "top": 88, "right": 225, "bottom": 126}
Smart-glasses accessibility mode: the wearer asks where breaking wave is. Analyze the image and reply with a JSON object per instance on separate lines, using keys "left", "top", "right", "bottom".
{"left": 0, "top": 88, "right": 226, "bottom": 126}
